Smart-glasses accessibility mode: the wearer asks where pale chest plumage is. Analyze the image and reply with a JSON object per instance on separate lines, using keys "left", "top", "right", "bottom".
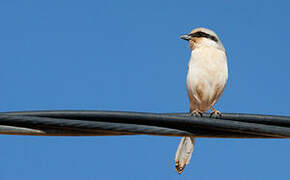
{"left": 186, "top": 46, "right": 228, "bottom": 112}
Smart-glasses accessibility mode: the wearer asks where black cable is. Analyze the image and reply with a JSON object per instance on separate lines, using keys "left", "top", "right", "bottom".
{"left": 169, "top": 113, "right": 290, "bottom": 127}
{"left": 0, "top": 110, "right": 289, "bottom": 138}
{"left": 0, "top": 114, "right": 192, "bottom": 136}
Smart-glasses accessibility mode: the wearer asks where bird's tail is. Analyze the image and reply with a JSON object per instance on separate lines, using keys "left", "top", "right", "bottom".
{"left": 174, "top": 136, "right": 195, "bottom": 174}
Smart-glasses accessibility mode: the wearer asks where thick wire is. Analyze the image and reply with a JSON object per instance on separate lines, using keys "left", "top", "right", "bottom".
{"left": 0, "top": 111, "right": 289, "bottom": 138}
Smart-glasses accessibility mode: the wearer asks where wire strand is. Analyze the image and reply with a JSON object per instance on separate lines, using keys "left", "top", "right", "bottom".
{"left": 0, "top": 110, "right": 289, "bottom": 138}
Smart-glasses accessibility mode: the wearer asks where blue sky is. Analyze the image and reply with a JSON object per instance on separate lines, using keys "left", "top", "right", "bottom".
{"left": 0, "top": 0, "right": 290, "bottom": 179}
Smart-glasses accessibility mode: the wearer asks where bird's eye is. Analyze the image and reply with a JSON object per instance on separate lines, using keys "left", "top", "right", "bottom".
{"left": 189, "top": 33, "right": 197, "bottom": 37}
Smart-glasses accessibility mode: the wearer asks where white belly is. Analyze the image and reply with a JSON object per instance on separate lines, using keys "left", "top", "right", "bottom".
{"left": 186, "top": 46, "right": 228, "bottom": 112}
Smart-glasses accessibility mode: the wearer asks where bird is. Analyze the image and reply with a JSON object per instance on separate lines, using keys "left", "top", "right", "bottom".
{"left": 175, "top": 27, "right": 228, "bottom": 174}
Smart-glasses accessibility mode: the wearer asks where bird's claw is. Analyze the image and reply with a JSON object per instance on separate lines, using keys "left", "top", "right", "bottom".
{"left": 190, "top": 110, "right": 203, "bottom": 117}
{"left": 210, "top": 108, "right": 222, "bottom": 118}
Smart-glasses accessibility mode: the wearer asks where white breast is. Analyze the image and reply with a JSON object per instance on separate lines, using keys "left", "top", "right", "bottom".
{"left": 187, "top": 46, "right": 228, "bottom": 112}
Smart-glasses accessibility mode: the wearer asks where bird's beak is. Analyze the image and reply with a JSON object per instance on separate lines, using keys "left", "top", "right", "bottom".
{"left": 180, "top": 34, "right": 192, "bottom": 41}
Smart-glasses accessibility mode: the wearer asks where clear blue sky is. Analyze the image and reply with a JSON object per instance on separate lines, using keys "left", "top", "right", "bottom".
{"left": 0, "top": 0, "right": 290, "bottom": 179}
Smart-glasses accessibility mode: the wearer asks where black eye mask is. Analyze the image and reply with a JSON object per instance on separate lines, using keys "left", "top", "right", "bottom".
{"left": 189, "top": 31, "right": 218, "bottom": 42}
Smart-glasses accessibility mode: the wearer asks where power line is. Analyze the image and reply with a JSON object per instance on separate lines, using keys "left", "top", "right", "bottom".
{"left": 0, "top": 110, "right": 289, "bottom": 138}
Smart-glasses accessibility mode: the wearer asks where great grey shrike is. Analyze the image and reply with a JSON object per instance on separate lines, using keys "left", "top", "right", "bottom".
{"left": 175, "top": 27, "right": 228, "bottom": 174}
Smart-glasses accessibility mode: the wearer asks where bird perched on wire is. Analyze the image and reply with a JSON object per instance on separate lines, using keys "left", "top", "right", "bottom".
{"left": 175, "top": 27, "right": 228, "bottom": 174}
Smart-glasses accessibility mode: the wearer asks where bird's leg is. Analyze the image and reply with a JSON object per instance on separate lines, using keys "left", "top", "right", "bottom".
{"left": 210, "top": 107, "right": 222, "bottom": 118}
{"left": 190, "top": 110, "right": 203, "bottom": 117}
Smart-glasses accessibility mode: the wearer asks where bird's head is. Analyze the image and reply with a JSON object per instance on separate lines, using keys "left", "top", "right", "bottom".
{"left": 180, "top": 27, "right": 224, "bottom": 51}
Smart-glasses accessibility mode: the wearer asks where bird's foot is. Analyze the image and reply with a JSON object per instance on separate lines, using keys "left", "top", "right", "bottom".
{"left": 190, "top": 110, "right": 203, "bottom": 117}
{"left": 210, "top": 108, "right": 222, "bottom": 118}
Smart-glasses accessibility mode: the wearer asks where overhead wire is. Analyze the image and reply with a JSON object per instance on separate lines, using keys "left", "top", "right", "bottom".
{"left": 0, "top": 110, "right": 289, "bottom": 138}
